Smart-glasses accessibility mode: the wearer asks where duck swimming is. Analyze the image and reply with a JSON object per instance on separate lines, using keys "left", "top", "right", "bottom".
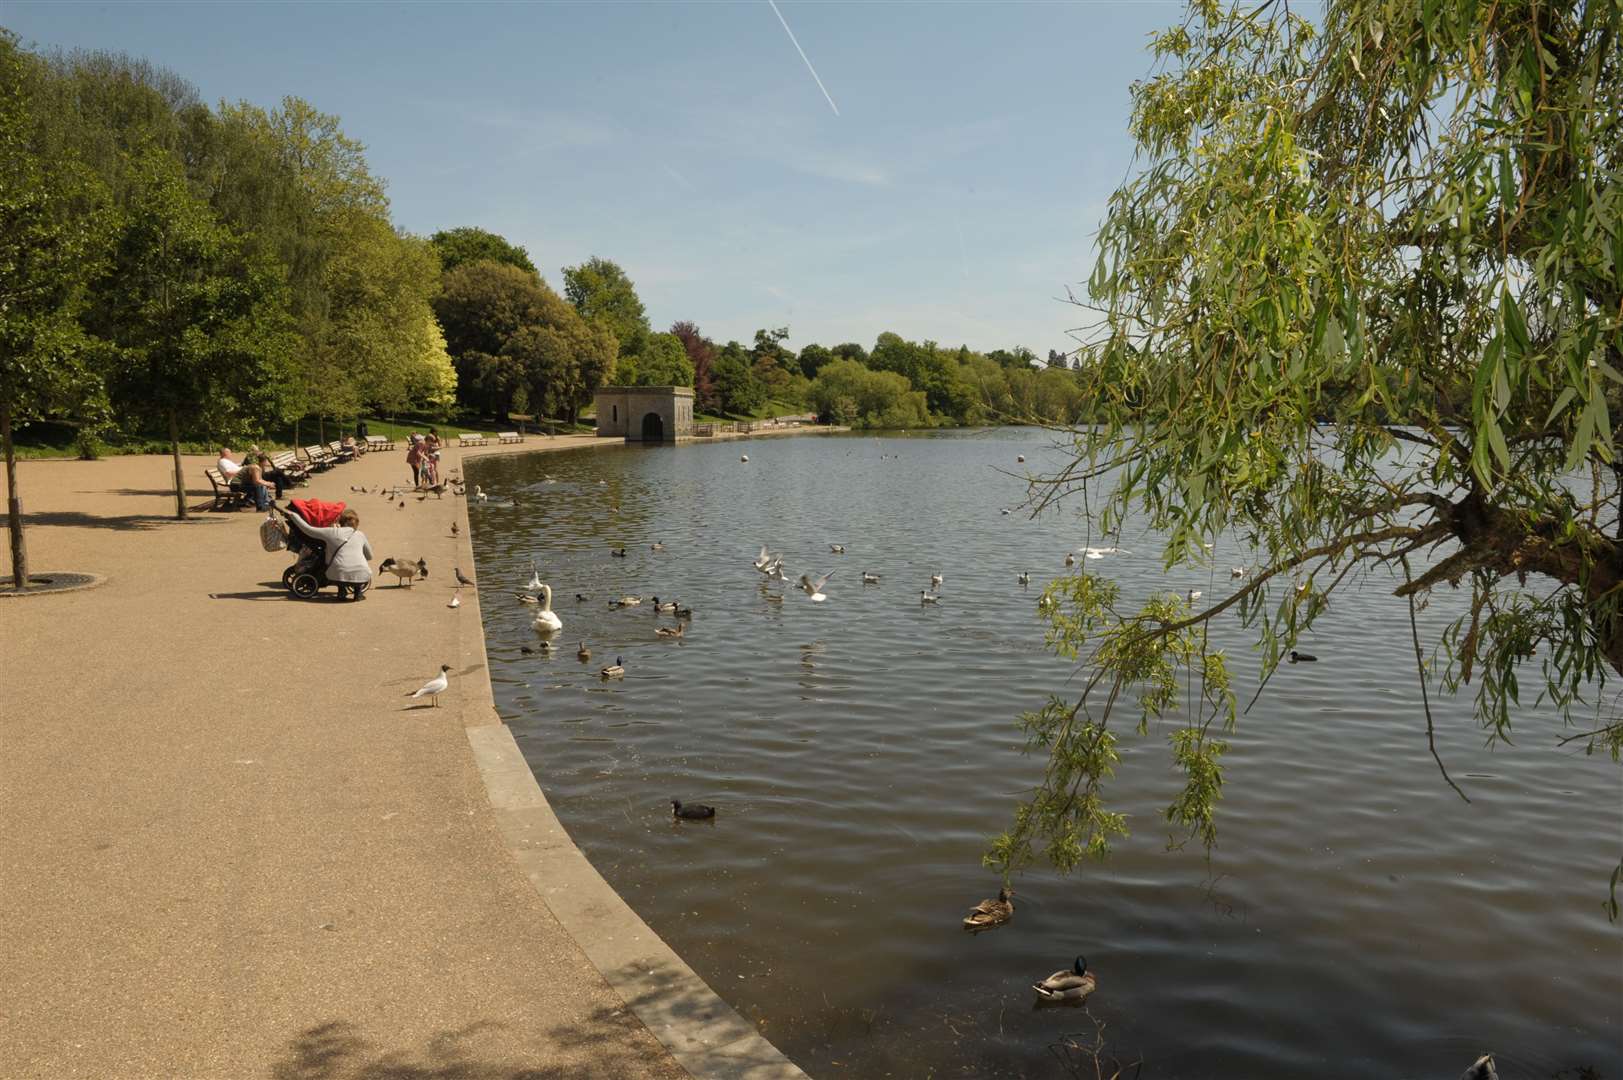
{"left": 1032, "top": 955, "right": 1097, "bottom": 1002}
{"left": 672, "top": 799, "right": 715, "bottom": 820}
{"left": 655, "top": 623, "right": 685, "bottom": 639}
{"left": 599, "top": 656, "right": 625, "bottom": 679}
{"left": 576, "top": 641, "right": 591, "bottom": 662}
{"left": 1288, "top": 650, "right": 1318, "bottom": 663}
{"left": 962, "top": 887, "right": 1013, "bottom": 932}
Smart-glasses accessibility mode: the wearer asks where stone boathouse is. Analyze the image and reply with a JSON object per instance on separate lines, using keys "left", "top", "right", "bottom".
{"left": 593, "top": 386, "right": 694, "bottom": 443}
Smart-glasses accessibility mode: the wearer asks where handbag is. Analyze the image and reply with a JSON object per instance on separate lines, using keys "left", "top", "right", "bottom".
{"left": 260, "top": 512, "right": 288, "bottom": 552}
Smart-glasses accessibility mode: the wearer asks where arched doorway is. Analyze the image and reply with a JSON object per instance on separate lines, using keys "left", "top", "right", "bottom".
{"left": 641, "top": 412, "right": 665, "bottom": 442}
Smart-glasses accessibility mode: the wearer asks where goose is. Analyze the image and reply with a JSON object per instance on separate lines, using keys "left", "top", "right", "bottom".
{"left": 576, "top": 641, "right": 591, "bottom": 662}
{"left": 651, "top": 541, "right": 666, "bottom": 552}
{"left": 530, "top": 584, "right": 563, "bottom": 636}
{"left": 651, "top": 597, "right": 677, "bottom": 613}
{"left": 1288, "top": 650, "right": 1318, "bottom": 663}
{"left": 830, "top": 543, "right": 847, "bottom": 554}
{"left": 611, "top": 595, "right": 642, "bottom": 608}
{"left": 407, "top": 664, "right": 451, "bottom": 707}
{"left": 599, "top": 656, "right": 625, "bottom": 679}
{"left": 1017, "top": 572, "right": 1031, "bottom": 585}
{"left": 379, "top": 558, "right": 428, "bottom": 587}
{"left": 919, "top": 591, "right": 941, "bottom": 604}
{"left": 655, "top": 623, "right": 685, "bottom": 639}
{"left": 962, "top": 886, "right": 1013, "bottom": 932}
{"left": 516, "top": 593, "right": 540, "bottom": 604}
{"left": 1032, "top": 956, "right": 1097, "bottom": 1002}
{"left": 929, "top": 572, "right": 943, "bottom": 589}
{"left": 862, "top": 572, "right": 881, "bottom": 584}
{"left": 1459, "top": 1054, "right": 1497, "bottom": 1080}
{"left": 798, "top": 571, "right": 833, "bottom": 602}
{"left": 672, "top": 799, "right": 715, "bottom": 820}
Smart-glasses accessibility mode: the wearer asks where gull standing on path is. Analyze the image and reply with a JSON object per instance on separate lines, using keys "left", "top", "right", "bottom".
{"left": 408, "top": 665, "right": 451, "bottom": 707}
{"left": 448, "top": 589, "right": 462, "bottom": 609}
{"left": 798, "top": 571, "right": 834, "bottom": 602}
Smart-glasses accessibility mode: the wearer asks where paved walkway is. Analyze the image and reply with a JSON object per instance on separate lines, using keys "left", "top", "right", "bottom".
{"left": 0, "top": 439, "right": 692, "bottom": 1079}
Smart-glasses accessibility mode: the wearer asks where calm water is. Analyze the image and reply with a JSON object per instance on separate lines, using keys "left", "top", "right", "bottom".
{"left": 468, "top": 430, "right": 1621, "bottom": 1079}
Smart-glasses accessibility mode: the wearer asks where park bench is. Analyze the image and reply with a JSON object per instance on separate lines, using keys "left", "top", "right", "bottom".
{"left": 326, "top": 440, "right": 355, "bottom": 463}
{"left": 271, "top": 450, "right": 309, "bottom": 485}
{"left": 498, "top": 431, "right": 523, "bottom": 444}
{"left": 204, "top": 468, "right": 248, "bottom": 511}
{"left": 301, "top": 444, "right": 335, "bottom": 471}
{"left": 365, "top": 434, "right": 394, "bottom": 452}
{"left": 458, "top": 433, "right": 487, "bottom": 447}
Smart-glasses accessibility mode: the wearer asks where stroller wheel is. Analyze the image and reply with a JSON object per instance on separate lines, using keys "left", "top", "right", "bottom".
{"left": 290, "top": 571, "right": 322, "bottom": 600}
{"left": 282, "top": 565, "right": 298, "bottom": 590}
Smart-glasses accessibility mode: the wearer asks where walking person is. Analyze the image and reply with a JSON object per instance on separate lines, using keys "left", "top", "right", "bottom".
{"left": 281, "top": 507, "right": 374, "bottom": 601}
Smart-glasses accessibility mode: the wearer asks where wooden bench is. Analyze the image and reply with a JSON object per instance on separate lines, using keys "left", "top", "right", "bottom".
{"left": 326, "top": 440, "right": 355, "bottom": 463}
{"left": 270, "top": 450, "right": 310, "bottom": 485}
{"left": 365, "top": 434, "right": 394, "bottom": 452}
{"left": 459, "top": 433, "right": 487, "bottom": 447}
{"left": 498, "top": 431, "right": 523, "bottom": 444}
{"left": 301, "top": 444, "right": 335, "bottom": 471}
{"left": 204, "top": 468, "right": 248, "bottom": 511}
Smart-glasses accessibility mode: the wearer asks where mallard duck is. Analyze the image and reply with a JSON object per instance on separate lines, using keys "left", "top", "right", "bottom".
{"left": 610, "top": 595, "right": 642, "bottom": 608}
{"left": 962, "top": 886, "right": 1013, "bottom": 932}
{"left": 650, "top": 541, "right": 666, "bottom": 552}
{"left": 651, "top": 597, "right": 677, "bottom": 613}
{"left": 1032, "top": 955, "right": 1097, "bottom": 1001}
{"left": 830, "top": 543, "right": 846, "bottom": 554}
{"left": 515, "top": 592, "right": 540, "bottom": 604}
{"left": 655, "top": 623, "right": 685, "bottom": 639}
{"left": 672, "top": 799, "right": 715, "bottom": 820}
{"left": 576, "top": 641, "right": 591, "bottom": 662}
{"left": 599, "top": 656, "right": 625, "bottom": 679}
{"left": 1017, "top": 572, "right": 1030, "bottom": 585}
{"left": 673, "top": 602, "right": 693, "bottom": 618}
{"left": 862, "top": 572, "right": 881, "bottom": 584}
{"left": 1459, "top": 1055, "right": 1497, "bottom": 1080}
{"left": 610, "top": 546, "right": 628, "bottom": 558}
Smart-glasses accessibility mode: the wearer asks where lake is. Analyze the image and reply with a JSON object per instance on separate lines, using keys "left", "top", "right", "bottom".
{"left": 468, "top": 428, "right": 1620, "bottom": 1078}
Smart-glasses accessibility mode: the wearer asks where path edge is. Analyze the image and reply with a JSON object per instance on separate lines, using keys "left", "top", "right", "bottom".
{"left": 452, "top": 438, "right": 809, "bottom": 1080}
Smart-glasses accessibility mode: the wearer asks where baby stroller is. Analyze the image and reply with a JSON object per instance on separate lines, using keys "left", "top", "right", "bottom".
{"left": 279, "top": 499, "right": 371, "bottom": 600}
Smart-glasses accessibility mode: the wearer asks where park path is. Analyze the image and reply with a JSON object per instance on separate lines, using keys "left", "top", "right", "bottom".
{"left": 0, "top": 437, "right": 693, "bottom": 1079}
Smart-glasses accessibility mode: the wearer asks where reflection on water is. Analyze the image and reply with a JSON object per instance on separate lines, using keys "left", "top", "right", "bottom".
{"left": 471, "top": 430, "right": 1621, "bottom": 1079}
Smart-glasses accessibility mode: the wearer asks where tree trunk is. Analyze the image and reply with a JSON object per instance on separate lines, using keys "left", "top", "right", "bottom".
{"left": 3, "top": 403, "right": 28, "bottom": 591}
{"left": 169, "top": 409, "right": 188, "bottom": 521}
{"left": 318, "top": 415, "right": 325, "bottom": 444}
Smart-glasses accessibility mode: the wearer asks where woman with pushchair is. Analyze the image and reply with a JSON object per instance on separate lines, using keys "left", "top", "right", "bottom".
{"left": 280, "top": 505, "right": 374, "bottom": 601}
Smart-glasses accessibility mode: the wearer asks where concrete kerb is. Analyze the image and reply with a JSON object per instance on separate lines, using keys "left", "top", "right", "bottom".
{"left": 444, "top": 435, "right": 810, "bottom": 1080}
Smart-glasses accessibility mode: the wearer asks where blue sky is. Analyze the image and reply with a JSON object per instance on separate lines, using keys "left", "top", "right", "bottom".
{"left": 5, "top": 1, "right": 1182, "bottom": 355}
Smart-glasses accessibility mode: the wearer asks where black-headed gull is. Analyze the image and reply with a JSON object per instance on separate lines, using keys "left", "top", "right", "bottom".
{"left": 408, "top": 665, "right": 451, "bottom": 707}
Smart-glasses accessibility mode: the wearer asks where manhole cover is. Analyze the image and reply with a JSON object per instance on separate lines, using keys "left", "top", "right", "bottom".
{"left": 0, "top": 571, "right": 107, "bottom": 597}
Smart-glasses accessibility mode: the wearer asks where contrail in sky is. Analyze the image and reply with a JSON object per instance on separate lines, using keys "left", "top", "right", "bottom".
{"left": 768, "top": 0, "right": 840, "bottom": 117}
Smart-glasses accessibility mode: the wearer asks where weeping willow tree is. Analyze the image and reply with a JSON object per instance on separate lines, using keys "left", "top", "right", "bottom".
{"left": 989, "top": 0, "right": 1623, "bottom": 916}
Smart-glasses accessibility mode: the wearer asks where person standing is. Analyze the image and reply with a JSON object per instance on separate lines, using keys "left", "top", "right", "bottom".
{"left": 406, "top": 435, "right": 423, "bottom": 487}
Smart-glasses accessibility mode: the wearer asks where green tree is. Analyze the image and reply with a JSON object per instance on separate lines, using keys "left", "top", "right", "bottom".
{"left": 92, "top": 150, "right": 297, "bottom": 519}
{"left": 711, "top": 341, "right": 764, "bottom": 416}
{"left": 992, "top": 0, "right": 1623, "bottom": 914}
{"left": 808, "top": 360, "right": 931, "bottom": 429}
{"left": 430, "top": 226, "right": 537, "bottom": 277}
{"left": 618, "top": 332, "right": 695, "bottom": 388}
{"left": 0, "top": 32, "right": 113, "bottom": 588}
{"left": 797, "top": 342, "right": 833, "bottom": 380}
{"left": 562, "top": 256, "right": 648, "bottom": 357}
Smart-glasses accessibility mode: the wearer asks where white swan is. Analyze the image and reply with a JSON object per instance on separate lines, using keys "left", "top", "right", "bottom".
{"left": 531, "top": 583, "right": 563, "bottom": 636}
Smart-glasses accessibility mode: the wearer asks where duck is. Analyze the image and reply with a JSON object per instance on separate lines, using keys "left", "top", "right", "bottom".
{"left": 655, "top": 623, "right": 685, "bottom": 639}
{"left": 1017, "top": 572, "right": 1030, "bottom": 585}
{"left": 862, "top": 572, "right": 881, "bottom": 584}
{"left": 1032, "top": 955, "right": 1097, "bottom": 1002}
{"left": 1016, "top": 454, "right": 1026, "bottom": 463}
{"left": 379, "top": 557, "right": 428, "bottom": 587}
{"left": 1064, "top": 552, "right": 1076, "bottom": 567}
{"left": 930, "top": 572, "right": 943, "bottom": 589}
{"left": 599, "top": 656, "right": 625, "bottom": 679}
{"left": 920, "top": 591, "right": 941, "bottom": 604}
{"left": 830, "top": 543, "right": 847, "bottom": 554}
{"left": 672, "top": 799, "right": 715, "bottom": 820}
{"left": 1459, "top": 1054, "right": 1497, "bottom": 1080}
{"left": 673, "top": 602, "right": 693, "bottom": 618}
{"left": 962, "top": 886, "right": 1014, "bottom": 932}
{"left": 650, "top": 541, "right": 666, "bottom": 552}
{"left": 575, "top": 593, "right": 590, "bottom": 602}
{"left": 610, "top": 546, "right": 628, "bottom": 558}
{"left": 530, "top": 584, "right": 563, "bottom": 636}
{"left": 576, "top": 641, "right": 591, "bottom": 662}
{"left": 515, "top": 592, "right": 540, "bottom": 604}
{"left": 611, "top": 595, "right": 642, "bottom": 608}
{"left": 651, "top": 597, "right": 677, "bottom": 613}
{"left": 1288, "top": 650, "right": 1318, "bottom": 663}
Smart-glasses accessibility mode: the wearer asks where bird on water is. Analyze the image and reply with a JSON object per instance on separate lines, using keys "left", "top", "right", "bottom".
{"left": 1288, "top": 650, "right": 1318, "bottom": 663}
{"left": 672, "top": 799, "right": 716, "bottom": 820}
{"left": 1032, "top": 955, "right": 1097, "bottom": 1002}
{"left": 962, "top": 886, "right": 1014, "bottom": 932}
